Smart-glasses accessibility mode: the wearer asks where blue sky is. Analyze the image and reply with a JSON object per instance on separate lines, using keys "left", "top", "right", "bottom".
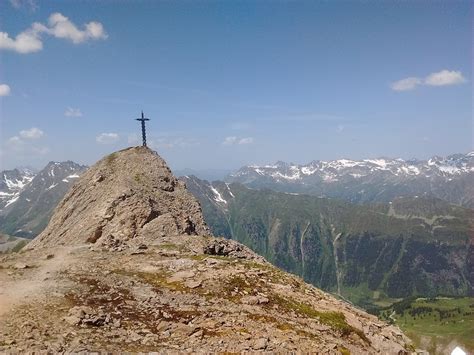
{"left": 0, "top": 0, "right": 472, "bottom": 172}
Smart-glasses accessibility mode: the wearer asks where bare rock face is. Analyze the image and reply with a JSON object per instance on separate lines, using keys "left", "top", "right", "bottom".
{"left": 26, "top": 147, "right": 209, "bottom": 250}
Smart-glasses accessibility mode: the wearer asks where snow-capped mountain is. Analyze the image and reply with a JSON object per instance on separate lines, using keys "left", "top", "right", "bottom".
{"left": 0, "top": 161, "right": 87, "bottom": 237}
{"left": 0, "top": 168, "right": 36, "bottom": 211}
{"left": 226, "top": 152, "right": 474, "bottom": 208}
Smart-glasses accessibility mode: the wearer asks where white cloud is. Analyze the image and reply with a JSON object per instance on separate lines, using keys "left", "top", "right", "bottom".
{"left": 6, "top": 136, "right": 23, "bottom": 148}
{"left": 222, "top": 136, "right": 254, "bottom": 145}
{"left": 34, "top": 13, "right": 108, "bottom": 44}
{"left": 337, "top": 124, "right": 345, "bottom": 133}
{"left": 238, "top": 137, "right": 254, "bottom": 145}
{"left": 424, "top": 70, "right": 466, "bottom": 86}
{"left": 390, "top": 77, "right": 422, "bottom": 91}
{"left": 96, "top": 133, "right": 119, "bottom": 144}
{"left": 222, "top": 136, "right": 238, "bottom": 146}
{"left": 0, "top": 30, "right": 43, "bottom": 54}
{"left": 0, "top": 84, "right": 11, "bottom": 96}
{"left": 3, "top": 128, "right": 48, "bottom": 155}
{"left": 391, "top": 69, "right": 467, "bottom": 92}
{"left": 19, "top": 127, "right": 44, "bottom": 139}
{"left": 64, "top": 107, "right": 82, "bottom": 117}
{"left": 0, "top": 12, "right": 107, "bottom": 54}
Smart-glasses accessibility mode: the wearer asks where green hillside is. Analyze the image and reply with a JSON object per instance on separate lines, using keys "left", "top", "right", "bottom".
{"left": 183, "top": 177, "right": 473, "bottom": 306}
{"left": 379, "top": 297, "right": 474, "bottom": 354}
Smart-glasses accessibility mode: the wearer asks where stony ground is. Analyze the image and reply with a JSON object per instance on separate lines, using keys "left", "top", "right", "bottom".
{"left": 0, "top": 235, "right": 413, "bottom": 354}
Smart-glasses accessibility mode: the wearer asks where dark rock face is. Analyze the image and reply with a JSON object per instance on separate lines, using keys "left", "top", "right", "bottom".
{"left": 27, "top": 147, "right": 209, "bottom": 250}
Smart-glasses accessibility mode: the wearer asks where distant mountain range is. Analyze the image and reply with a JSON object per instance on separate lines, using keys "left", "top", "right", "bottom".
{"left": 227, "top": 152, "right": 474, "bottom": 208}
{"left": 0, "top": 161, "right": 87, "bottom": 237}
{"left": 1, "top": 151, "right": 473, "bottom": 307}
{"left": 182, "top": 175, "right": 474, "bottom": 307}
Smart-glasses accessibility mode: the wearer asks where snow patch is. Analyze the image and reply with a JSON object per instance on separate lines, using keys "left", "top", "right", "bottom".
{"left": 301, "top": 166, "right": 318, "bottom": 175}
{"left": 225, "top": 183, "right": 235, "bottom": 198}
{"left": 210, "top": 186, "right": 227, "bottom": 204}
{"left": 5, "top": 196, "right": 19, "bottom": 207}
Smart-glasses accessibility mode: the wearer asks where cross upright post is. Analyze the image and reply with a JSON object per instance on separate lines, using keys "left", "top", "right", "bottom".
{"left": 136, "top": 111, "right": 150, "bottom": 147}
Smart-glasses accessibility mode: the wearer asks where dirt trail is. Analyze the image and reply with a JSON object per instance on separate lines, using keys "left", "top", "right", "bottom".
{"left": 0, "top": 245, "right": 83, "bottom": 319}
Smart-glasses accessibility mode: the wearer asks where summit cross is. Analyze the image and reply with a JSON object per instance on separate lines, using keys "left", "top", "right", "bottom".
{"left": 135, "top": 111, "right": 150, "bottom": 147}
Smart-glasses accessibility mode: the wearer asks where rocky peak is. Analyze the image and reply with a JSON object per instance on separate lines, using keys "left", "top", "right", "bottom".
{"left": 26, "top": 147, "right": 209, "bottom": 250}
{"left": 1, "top": 147, "right": 416, "bottom": 353}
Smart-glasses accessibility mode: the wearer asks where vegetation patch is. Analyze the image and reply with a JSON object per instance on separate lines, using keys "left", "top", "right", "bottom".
{"left": 379, "top": 297, "right": 474, "bottom": 353}
{"left": 268, "top": 294, "right": 370, "bottom": 344}
{"left": 159, "top": 243, "right": 187, "bottom": 252}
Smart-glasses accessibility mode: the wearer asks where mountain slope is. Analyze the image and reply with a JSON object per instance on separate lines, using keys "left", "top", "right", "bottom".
{"left": 26, "top": 147, "right": 209, "bottom": 250}
{"left": 0, "top": 147, "right": 413, "bottom": 353}
{"left": 0, "top": 161, "right": 87, "bottom": 238}
{"left": 227, "top": 152, "right": 474, "bottom": 208}
{"left": 182, "top": 176, "right": 473, "bottom": 304}
{"left": 0, "top": 168, "right": 35, "bottom": 211}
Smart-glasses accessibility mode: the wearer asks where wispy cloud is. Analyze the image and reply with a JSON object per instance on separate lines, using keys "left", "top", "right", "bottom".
{"left": 0, "top": 84, "right": 11, "bottom": 96}
{"left": 222, "top": 136, "right": 254, "bottom": 146}
{"left": 390, "top": 77, "right": 422, "bottom": 91}
{"left": 0, "top": 12, "right": 107, "bottom": 54}
{"left": 3, "top": 127, "right": 48, "bottom": 155}
{"left": 391, "top": 70, "right": 467, "bottom": 91}
{"left": 424, "top": 70, "right": 467, "bottom": 86}
{"left": 96, "top": 133, "right": 119, "bottom": 144}
{"left": 9, "top": 0, "right": 38, "bottom": 11}
{"left": 19, "top": 127, "right": 44, "bottom": 139}
{"left": 64, "top": 107, "right": 83, "bottom": 117}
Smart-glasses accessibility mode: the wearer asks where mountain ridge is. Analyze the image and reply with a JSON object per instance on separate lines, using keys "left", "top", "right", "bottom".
{"left": 0, "top": 161, "right": 87, "bottom": 237}
{"left": 0, "top": 146, "right": 414, "bottom": 353}
{"left": 182, "top": 175, "right": 474, "bottom": 303}
{"left": 226, "top": 151, "right": 474, "bottom": 208}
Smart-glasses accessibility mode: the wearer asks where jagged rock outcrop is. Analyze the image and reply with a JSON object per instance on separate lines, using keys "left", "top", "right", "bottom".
{"left": 1, "top": 147, "right": 416, "bottom": 353}
{"left": 27, "top": 147, "right": 209, "bottom": 250}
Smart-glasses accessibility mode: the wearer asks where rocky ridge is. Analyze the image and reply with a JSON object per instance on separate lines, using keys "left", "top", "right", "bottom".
{"left": 26, "top": 147, "right": 209, "bottom": 250}
{"left": 0, "top": 146, "right": 415, "bottom": 353}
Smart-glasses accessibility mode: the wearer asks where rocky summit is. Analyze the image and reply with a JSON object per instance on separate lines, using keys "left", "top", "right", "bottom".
{"left": 0, "top": 147, "right": 414, "bottom": 353}
{"left": 26, "top": 147, "right": 209, "bottom": 250}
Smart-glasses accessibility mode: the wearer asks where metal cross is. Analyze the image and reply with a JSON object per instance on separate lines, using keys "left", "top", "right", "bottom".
{"left": 136, "top": 111, "right": 150, "bottom": 147}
